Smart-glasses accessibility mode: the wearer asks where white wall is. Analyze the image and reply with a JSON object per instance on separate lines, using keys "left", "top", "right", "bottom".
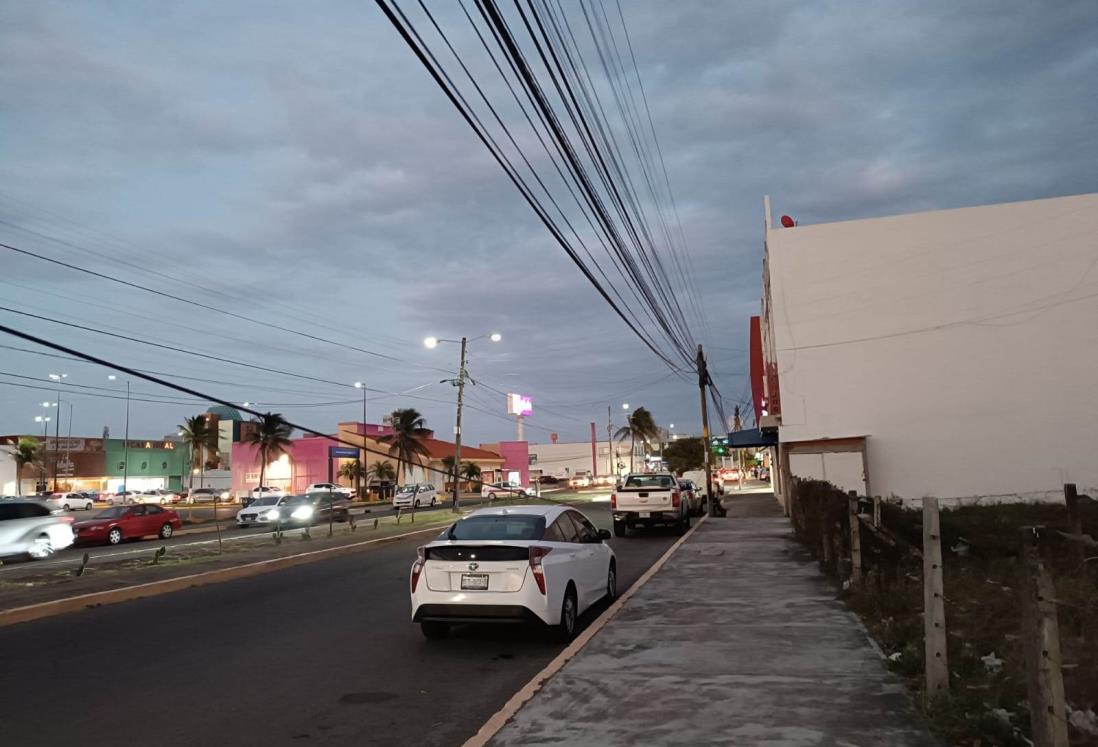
{"left": 528, "top": 441, "right": 601, "bottom": 478}
{"left": 767, "top": 193, "right": 1098, "bottom": 502}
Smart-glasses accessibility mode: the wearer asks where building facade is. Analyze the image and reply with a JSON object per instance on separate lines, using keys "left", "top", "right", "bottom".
{"left": 756, "top": 192, "right": 1098, "bottom": 505}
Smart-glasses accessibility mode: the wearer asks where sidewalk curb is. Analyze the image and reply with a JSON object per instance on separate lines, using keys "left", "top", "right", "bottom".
{"left": 0, "top": 524, "right": 443, "bottom": 629}
{"left": 461, "top": 515, "right": 709, "bottom": 747}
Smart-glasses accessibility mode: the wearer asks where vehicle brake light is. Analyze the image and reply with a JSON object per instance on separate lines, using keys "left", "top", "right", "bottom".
{"left": 610, "top": 493, "right": 616, "bottom": 509}
{"left": 528, "top": 546, "right": 552, "bottom": 595}
{"left": 410, "top": 546, "right": 426, "bottom": 593}
{"left": 671, "top": 490, "right": 680, "bottom": 508}
{"left": 59, "top": 515, "right": 75, "bottom": 524}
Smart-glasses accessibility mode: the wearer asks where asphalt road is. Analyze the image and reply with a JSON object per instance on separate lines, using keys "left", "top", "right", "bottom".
{"left": 0, "top": 502, "right": 677, "bottom": 747}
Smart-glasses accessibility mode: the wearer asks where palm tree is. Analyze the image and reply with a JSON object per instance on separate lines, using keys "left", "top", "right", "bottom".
{"left": 615, "top": 407, "right": 661, "bottom": 473}
{"left": 242, "top": 413, "right": 294, "bottom": 496}
{"left": 179, "top": 415, "right": 213, "bottom": 490}
{"left": 5, "top": 438, "right": 42, "bottom": 496}
{"left": 378, "top": 408, "right": 431, "bottom": 487}
{"left": 367, "top": 460, "right": 396, "bottom": 485}
{"left": 338, "top": 459, "right": 366, "bottom": 500}
{"left": 460, "top": 461, "right": 482, "bottom": 492}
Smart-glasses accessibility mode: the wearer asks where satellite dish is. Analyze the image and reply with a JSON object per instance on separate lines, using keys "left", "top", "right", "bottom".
{"left": 780, "top": 215, "right": 796, "bottom": 228}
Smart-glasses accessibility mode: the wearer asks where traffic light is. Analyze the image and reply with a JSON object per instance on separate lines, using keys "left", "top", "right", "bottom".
{"left": 710, "top": 436, "right": 727, "bottom": 455}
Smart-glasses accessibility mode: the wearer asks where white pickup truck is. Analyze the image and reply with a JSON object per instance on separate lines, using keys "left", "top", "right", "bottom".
{"left": 610, "top": 472, "right": 689, "bottom": 537}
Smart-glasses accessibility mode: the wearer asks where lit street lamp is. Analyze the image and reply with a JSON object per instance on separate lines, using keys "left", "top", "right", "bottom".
{"left": 34, "top": 415, "right": 51, "bottom": 491}
{"left": 424, "top": 332, "right": 502, "bottom": 511}
{"left": 108, "top": 374, "right": 131, "bottom": 492}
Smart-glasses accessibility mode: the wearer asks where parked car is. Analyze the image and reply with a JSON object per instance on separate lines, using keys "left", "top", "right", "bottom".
{"left": 133, "top": 489, "right": 179, "bottom": 505}
{"left": 245, "top": 486, "right": 286, "bottom": 507}
{"left": 567, "top": 475, "right": 592, "bottom": 489}
{"left": 677, "top": 479, "right": 703, "bottom": 517}
{"left": 104, "top": 490, "right": 141, "bottom": 506}
{"left": 40, "top": 492, "right": 95, "bottom": 512}
{"left": 306, "top": 483, "right": 355, "bottom": 499}
{"left": 481, "top": 481, "right": 529, "bottom": 500}
{"left": 277, "top": 493, "right": 350, "bottom": 525}
{"left": 0, "top": 501, "right": 76, "bottom": 559}
{"left": 610, "top": 472, "right": 689, "bottom": 537}
{"left": 393, "top": 483, "right": 439, "bottom": 509}
{"left": 235, "top": 495, "right": 287, "bottom": 528}
{"left": 537, "top": 475, "right": 560, "bottom": 485}
{"left": 410, "top": 505, "right": 616, "bottom": 641}
{"left": 187, "top": 487, "right": 233, "bottom": 504}
{"left": 74, "top": 505, "right": 182, "bottom": 545}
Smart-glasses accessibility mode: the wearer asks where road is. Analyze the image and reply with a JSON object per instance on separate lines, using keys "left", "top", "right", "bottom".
{"left": 0, "top": 502, "right": 678, "bottom": 747}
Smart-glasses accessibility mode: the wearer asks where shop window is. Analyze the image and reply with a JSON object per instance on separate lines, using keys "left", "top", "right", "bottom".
{"left": 118, "top": 461, "right": 125, "bottom": 470}
{"left": 141, "top": 461, "right": 148, "bottom": 470}
{"left": 162, "top": 461, "right": 168, "bottom": 470}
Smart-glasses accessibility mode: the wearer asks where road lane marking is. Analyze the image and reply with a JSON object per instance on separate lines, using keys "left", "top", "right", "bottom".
{"left": 461, "top": 515, "right": 708, "bottom": 747}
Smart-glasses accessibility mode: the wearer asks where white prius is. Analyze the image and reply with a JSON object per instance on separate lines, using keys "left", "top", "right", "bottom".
{"left": 409, "top": 505, "right": 617, "bottom": 641}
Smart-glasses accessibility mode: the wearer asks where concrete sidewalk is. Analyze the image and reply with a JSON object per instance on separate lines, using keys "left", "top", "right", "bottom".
{"left": 488, "top": 493, "right": 937, "bottom": 747}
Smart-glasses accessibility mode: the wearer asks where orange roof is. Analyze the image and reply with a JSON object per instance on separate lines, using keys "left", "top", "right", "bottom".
{"left": 419, "top": 438, "right": 503, "bottom": 462}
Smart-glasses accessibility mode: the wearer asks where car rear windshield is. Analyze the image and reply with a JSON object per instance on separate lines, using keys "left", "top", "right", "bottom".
{"left": 251, "top": 496, "right": 281, "bottom": 507}
{"left": 447, "top": 515, "right": 546, "bottom": 541}
{"left": 624, "top": 475, "right": 674, "bottom": 488}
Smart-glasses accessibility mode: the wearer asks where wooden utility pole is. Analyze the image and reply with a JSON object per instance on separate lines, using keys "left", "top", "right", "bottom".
{"left": 922, "top": 497, "right": 949, "bottom": 703}
{"left": 848, "top": 491, "right": 862, "bottom": 588}
{"left": 697, "top": 345, "right": 717, "bottom": 517}
{"left": 1064, "top": 483, "right": 1086, "bottom": 569}
{"left": 1020, "top": 527, "right": 1068, "bottom": 747}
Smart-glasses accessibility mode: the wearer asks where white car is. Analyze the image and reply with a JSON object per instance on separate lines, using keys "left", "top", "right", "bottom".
{"left": 105, "top": 490, "right": 141, "bottom": 506}
{"left": 306, "top": 483, "right": 355, "bottom": 498}
{"left": 133, "top": 489, "right": 178, "bottom": 505}
{"left": 481, "top": 481, "right": 529, "bottom": 499}
{"left": 0, "top": 500, "right": 76, "bottom": 559}
{"left": 42, "top": 492, "right": 95, "bottom": 511}
{"left": 249, "top": 486, "right": 286, "bottom": 503}
{"left": 236, "top": 495, "right": 287, "bottom": 527}
{"left": 393, "top": 483, "right": 439, "bottom": 509}
{"left": 187, "top": 487, "right": 233, "bottom": 504}
{"left": 410, "top": 505, "right": 616, "bottom": 641}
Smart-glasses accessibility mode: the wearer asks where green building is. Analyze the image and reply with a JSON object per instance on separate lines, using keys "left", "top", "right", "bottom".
{"left": 105, "top": 438, "right": 191, "bottom": 492}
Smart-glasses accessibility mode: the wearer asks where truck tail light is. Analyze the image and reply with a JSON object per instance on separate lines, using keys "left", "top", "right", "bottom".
{"left": 410, "top": 546, "right": 426, "bottom": 593}
{"left": 528, "top": 546, "right": 552, "bottom": 595}
{"left": 671, "top": 490, "right": 681, "bottom": 508}
{"left": 610, "top": 493, "right": 617, "bottom": 509}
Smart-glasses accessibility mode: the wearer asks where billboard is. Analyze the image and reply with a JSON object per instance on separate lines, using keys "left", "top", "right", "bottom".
{"left": 507, "top": 393, "right": 533, "bottom": 417}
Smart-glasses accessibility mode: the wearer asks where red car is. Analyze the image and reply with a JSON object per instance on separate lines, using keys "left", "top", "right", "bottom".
{"left": 74, "top": 504, "right": 182, "bottom": 545}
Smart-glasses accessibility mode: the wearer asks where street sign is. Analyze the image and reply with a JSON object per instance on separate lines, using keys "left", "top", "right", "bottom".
{"left": 329, "top": 446, "right": 359, "bottom": 459}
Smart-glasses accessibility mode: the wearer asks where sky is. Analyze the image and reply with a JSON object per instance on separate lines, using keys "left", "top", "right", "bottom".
{"left": 1, "top": 0, "right": 1096, "bottom": 446}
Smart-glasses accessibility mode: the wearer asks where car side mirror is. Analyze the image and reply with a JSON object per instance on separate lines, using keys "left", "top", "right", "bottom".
{"left": 597, "top": 528, "right": 612, "bottom": 541}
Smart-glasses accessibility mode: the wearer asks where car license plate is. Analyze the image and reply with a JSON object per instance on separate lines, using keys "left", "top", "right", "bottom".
{"left": 639, "top": 511, "right": 650, "bottom": 518}
{"left": 461, "top": 574, "right": 489, "bottom": 590}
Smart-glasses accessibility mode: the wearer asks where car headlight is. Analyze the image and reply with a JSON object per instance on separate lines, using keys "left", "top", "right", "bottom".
{"left": 290, "top": 505, "right": 313, "bottom": 520}
{"left": 220, "top": 491, "right": 230, "bottom": 500}
{"left": 265, "top": 509, "right": 281, "bottom": 520}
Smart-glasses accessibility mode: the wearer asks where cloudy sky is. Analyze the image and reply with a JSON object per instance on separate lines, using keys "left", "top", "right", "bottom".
{"left": 1, "top": 0, "right": 1095, "bottom": 446}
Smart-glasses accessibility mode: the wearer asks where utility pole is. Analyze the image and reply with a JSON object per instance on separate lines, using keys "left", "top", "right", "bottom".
{"left": 451, "top": 336, "right": 468, "bottom": 513}
{"left": 51, "top": 390, "right": 62, "bottom": 491}
{"left": 606, "top": 405, "right": 613, "bottom": 479}
{"left": 123, "top": 380, "right": 131, "bottom": 492}
{"left": 698, "top": 345, "right": 717, "bottom": 517}
{"left": 355, "top": 381, "right": 368, "bottom": 501}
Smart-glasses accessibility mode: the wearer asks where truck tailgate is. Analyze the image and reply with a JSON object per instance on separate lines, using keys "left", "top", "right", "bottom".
{"left": 616, "top": 489, "right": 673, "bottom": 511}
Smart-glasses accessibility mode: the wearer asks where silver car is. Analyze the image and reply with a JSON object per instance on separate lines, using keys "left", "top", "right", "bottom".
{"left": 0, "top": 500, "right": 76, "bottom": 560}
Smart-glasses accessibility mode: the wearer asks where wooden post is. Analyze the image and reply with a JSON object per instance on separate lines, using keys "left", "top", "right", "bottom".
{"left": 872, "top": 496, "right": 881, "bottom": 528}
{"left": 1021, "top": 527, "right": 1068, "bottom": 747}
{"left": 1064, "top": 483, "right": 1086, "bottom": 569}
{"left": 848, "top": 491, "right": 862, "bottom": 588}
{"left": 922, "top": 497, "right": 949, "bottom": 703}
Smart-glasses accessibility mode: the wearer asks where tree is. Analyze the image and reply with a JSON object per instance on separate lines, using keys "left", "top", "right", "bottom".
{"left": 614, "top": 407, "right": 661, "bottom": 473}
{"left": 662, "top": 437, "right": 705, "bottom": 476}
{"left": 338, "top": 459, "right": 366, "bottom": 500}
{"left": 5, "top": 437, "right": 42, "bottom": 496}
{"left": 242, "top": 413, "right": 294, "bottom": 496}
{"left": 378, "top": 408, "right": 431, "bottom": 487}
{"left": 367, "top": 460, "right": 396, "bottom": 484}
{"left": 460, "top": 461, "right": 482, "bottom": 492}
{"left": 179, "top": 415, "right": 213, "bottom": 490}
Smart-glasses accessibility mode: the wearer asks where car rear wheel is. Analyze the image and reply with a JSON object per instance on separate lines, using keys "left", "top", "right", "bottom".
{"left": 553, "top": 585, "right": 579, "bottom": 643}
{"left": 107, "top": 527, "right": 123, "bottom": 545}
{"left": 420, "top": 621, "right": 450, "bottom": 640}
{"left": 414, "top": 498, "right": 420, "bottom": 509}
{"left": 62, "top": 503, "right": 71, "bottom": 511}
{"left": 613, "top": 520, "right": 626, "bottom": 538}
{"left": 159, "top": 523, "right": 174, "bottom": 539}
{"left": 85, "top": 502, "right": 94, "bottom": 510}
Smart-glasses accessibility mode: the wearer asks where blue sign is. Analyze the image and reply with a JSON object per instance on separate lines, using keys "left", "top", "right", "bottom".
{"left": 329, "top": 446, "right": 360, "bottom": 459}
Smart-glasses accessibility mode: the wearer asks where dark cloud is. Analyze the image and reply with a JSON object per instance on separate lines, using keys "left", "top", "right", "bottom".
{"left": 1, "top": 0, "right": 1095, "bottom": 442}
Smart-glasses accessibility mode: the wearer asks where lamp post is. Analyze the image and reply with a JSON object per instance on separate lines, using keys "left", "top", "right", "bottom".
{"left": 425, "top": 332, "right": 502, "bottom": 512}
{"left": 108, "top": 375, "right": 130, "bottom": 492}
{"left": 354, "top": 382, "right": 367, "bottom": 500}
{"left": 34, "top": 415, "right": 51, "bottom": 491}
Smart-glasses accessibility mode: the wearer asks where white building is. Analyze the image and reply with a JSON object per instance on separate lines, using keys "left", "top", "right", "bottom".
{"left": 528, "top": 440, "right": 646, "bottom": 480}
{"left": 759, "top": 192, "right": 1098, "bottom": 505}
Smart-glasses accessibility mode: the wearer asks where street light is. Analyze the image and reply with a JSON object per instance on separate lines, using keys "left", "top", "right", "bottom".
{"left": 353, "top": 381, "right": 367, "bottom": 500}
{"left": 34, "top": 415, "right": 51, "bottom": 491}
{"left": 108, "top": 374, "right": 131, "bottom": 492}
{"left": 424, "top": 332, "right": 503, "bottom": 511}
{"left": 46, "top": 373, "right": 67, "bottom": 491}
{"left": 622, "top": 402, "right": 630, "bottom": 410}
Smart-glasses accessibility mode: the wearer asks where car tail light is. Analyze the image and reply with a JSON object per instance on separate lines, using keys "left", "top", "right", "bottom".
{"left": 59, "top": 515, "right": 75, "bottom": 524}
{"left": 671, "top": 490, "right": 681, "bottom": 508}
{"left": 528, "top": 546, "right": 552, "bottom": 595}
{"left": 410, "top": 546, "right": 426, "bottom": 593}
{"left": 610, "top": 493, "right": 616, "bottom": 509}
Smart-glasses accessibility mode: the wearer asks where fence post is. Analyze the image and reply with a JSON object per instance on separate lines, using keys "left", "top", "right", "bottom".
{"left": 922, "top": 497, "right": 949, "bottom": 704}
{"left": 848, "top": 491, "right": 862, "bottom": 588}
{"left": 1064, "top": 483, "right": 1086, "bottom": 569}
{"left": 1020, "top": 527, "right": 1068, "bottom": 747}
{"left": 872, "top": 496, "right": 881, "bottom": 528}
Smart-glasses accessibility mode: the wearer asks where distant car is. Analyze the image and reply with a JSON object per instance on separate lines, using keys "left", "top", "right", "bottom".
{"left": 246, "top": 486, "right": 286, "bottom": 507}
{"left": 393, "top": 483, "right": 439, "bottom": 510}
{"left": 187, "top": 487, "right": 231, "bottom": 504}
{"left": 277, "top": 493, "right": 350, "bottom": 526}
{"left": 41, "top": 492, "right": 95, "bottom": 512}
{"left": 410, "top": 505, "right": 616, "bottom": 641}
{"left": 537, "top": 475, "right": 559, "bottom": 485}
{"left": 568, "top": 475, "right": 592, "bottom": 489}
{"left": 306, "top": 483, "right": 355, "bottom": 499}
{"left": 133, "top": 489, "right": 179, "bottom": 505}
{"left": 235, "top": 495, "right": 287, "bottom": 528}
{"left": 677, "top": 480, "right": 703, "bottom": 516}
{"left": 481, "top": 481, "right": 529, "bottom": 500}
{"left": 0, "top": 501, "right": 76, "bottom": 559}
{"left": 105, "top": 490, "right": 141, "bottom": 506}
{"left": 74, "top": 505, "right": 182, "bottom": 545}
